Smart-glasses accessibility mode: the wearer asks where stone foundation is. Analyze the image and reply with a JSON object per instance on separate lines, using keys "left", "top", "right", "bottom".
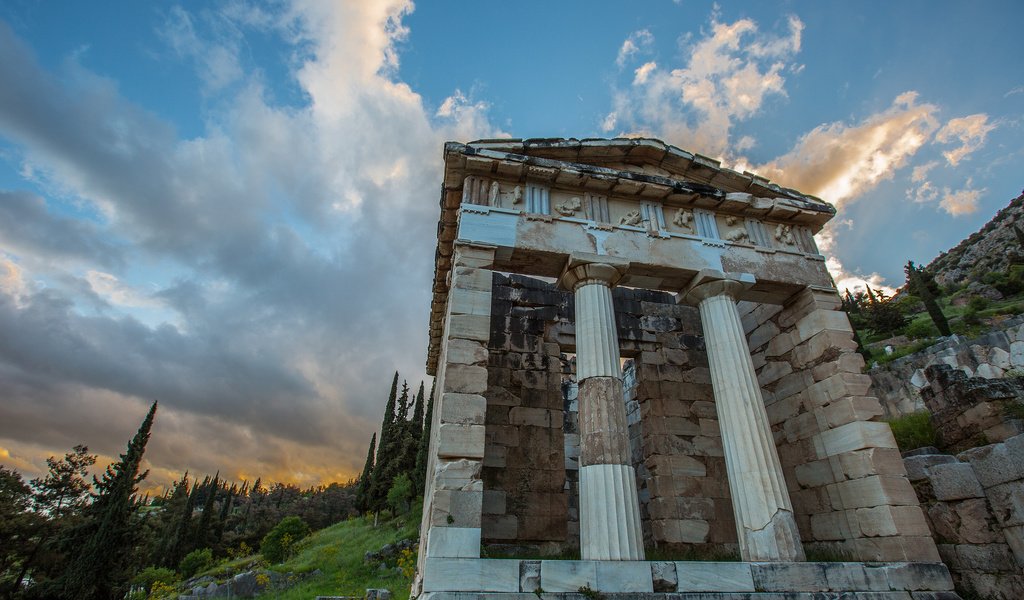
{"left": 419, "top": 558, "right": 955, "bottom": 597}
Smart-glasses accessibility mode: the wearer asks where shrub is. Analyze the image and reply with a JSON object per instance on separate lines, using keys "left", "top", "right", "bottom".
{"left": 968, "top": 296, "right": 990, "bottom": 312}
{"left": 179, "top": 548, "right": 213, "bottom": 578}
{"left": 903, "top": 319, "right": 938, "bottom": 340}
{"left": 886, "top": 411, "right": 937, "bottom": 452}
{"left": 132, "top": 566, "right": 176, "bottom": 592}
{"left": 387, "top": 473, "right": 413, "bottom": 514}
{"left": 261, "top": 516, "right": 311, "bottom": 563}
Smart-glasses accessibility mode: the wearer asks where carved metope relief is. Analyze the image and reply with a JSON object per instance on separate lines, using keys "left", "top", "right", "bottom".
{"left": 774, "top": 223, "right": 796, "bottom": 247}
{"left": 723, "top": 215, "right": 750, "bottom": 243}
{"left": 555, "top": 196, "right": 582, "bottom": 216}
{"left": 673, "top": 208, "right": 695, "bottom": 233}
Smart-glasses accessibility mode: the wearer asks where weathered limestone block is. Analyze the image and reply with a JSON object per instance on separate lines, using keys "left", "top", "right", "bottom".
{"left": 926, "top": 498, "right": 1002, "bottom": 544}
{"left": 594, "top": 561, "right": 654, "bottom": 592}
{"left": 432, "top": 458, "right": 482, "bottom": 490}
{"left": 676, "top": 562, "right": 755, "bottom": 592}
{"left": 807, "top": 372, "right": 873, "bottom": 408}
{"left": 817, "top": 421, "right": 898, "bottom": 457}
{"left": 420, "top": 557, "right": 518, "bottom": 591}
{"left": 435, "top": 423, "right": 486, "bottom": 459}
{"left": 429, "top": 490, "right": 483, "bottom": 527}
{"left": 439, "top": 393, "right": 486, "bottom": 425}
{"left": 880, "top": 562, "right": 954, "bottom": 591}
{"left": 790, "top": 330, "right": 859, "bottom": 369}
{"left": 519, "top": 560, "right": 540, "bottom": 593}
{"left": 823, "top": 397, "right": 884, "bottom": 428}
{"left": 446, "top": 314, "right": 490, "bottom": 342}
{"left": 442, "top": 364, "right": 488, "bottom": 394}
{"left": 836, "top": 475, "right": 918, "bottom": 508}
{"left": 449, "top": 288, "right": 492, "bottom": 316}
{"left": 445, "top": 339, "right": 489, "bottom": 365}
{"left": 425, "top": 527, "right": 481, "bottom": 558}
{"left": 958, "top": 434, "right": 1024, "bottom": 487}
{"left": 856, "top": 505, "right": 931, "bottom": 537}
{"left": 749, "top": 562, "right": 828, "bottom": 592}
{"left": 650, "top": 561, "right": 677, "bottom": 592}
{"left": 481, "top": 514, "right": 517, "bottom": 539}
{"left": 926, "top": 462, "right": 985, "bottom": 501}
{"left": 984, "top": 480, "right": 1024, "bottom": 527}
{"left": 539, "top": 560, "right": 597, "bottom": 592}
{"left": 793, "top": 309, "right": 854, "bottom": 345}
{"left": 903, "top": 453, "right": 957, "bottom": 482}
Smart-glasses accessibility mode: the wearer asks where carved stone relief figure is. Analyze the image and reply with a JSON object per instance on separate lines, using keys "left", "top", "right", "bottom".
{"left": 488, "top": 181, "right": 500, "bottom": 206}
{"left": 723, "top": 215, "right": 750, "bottom": 242}
{"left": 619, "top": 209, "right": 642, "bottom": 226}
{"left": 774, "top": 223, "right": 796, "bottom": 246}
{"left": 512, "top": 185, "right": 523, "bottom": 206}
{"left": 555, "top": 196, "right": 582, "bottom": 216}
{"left": 672, "top": 208, "right": 695, "bottom": 233}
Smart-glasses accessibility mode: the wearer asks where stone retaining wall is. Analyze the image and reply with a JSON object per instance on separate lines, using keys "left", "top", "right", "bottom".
{"left": 871, "top": 315, "right": 1024, "bottom": 417}
{"left": 904, "top": 433, "right": 1024, "bottom": 599}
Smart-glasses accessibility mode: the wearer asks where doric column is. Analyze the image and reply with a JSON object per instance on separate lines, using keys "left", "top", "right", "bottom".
{"left": 559, "top": 254, "right": 644, "bottom": 560}
{"left": 680, "top": 270, "right": 805, "bottom": 562}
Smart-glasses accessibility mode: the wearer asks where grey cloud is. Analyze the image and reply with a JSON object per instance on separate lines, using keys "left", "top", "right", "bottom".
{"left": 0, "top": 190, "right": 124, "bottom": 268}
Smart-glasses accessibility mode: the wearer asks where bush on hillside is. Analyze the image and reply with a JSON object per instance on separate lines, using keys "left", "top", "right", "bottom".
{"left": 261, "top": 516, "right": 311, "bottom": 563}
{"left": 179, "top": 548, "right": 213, "bottom": 578}
{"left": 132, "top": 566, "right": 177, "bottom": 593}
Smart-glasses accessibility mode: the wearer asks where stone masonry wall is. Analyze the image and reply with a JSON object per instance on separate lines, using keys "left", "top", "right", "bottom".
{"left": 480, "top": 275, "right": 738, "bottom": 554}
{"left": 871, "top": 315, "right": 1024, "bottom": 417}
{"left": 743, "top": 287, "right": 938, "bottom": 562}
{"left": 903, "top": 434, "right": 1024, "bottom": 599}
{"left": 918, "top": 363, "right": 1024, "bottom": 453}
{"left": 482, "top": 273, "right": 571, "bottom": 551}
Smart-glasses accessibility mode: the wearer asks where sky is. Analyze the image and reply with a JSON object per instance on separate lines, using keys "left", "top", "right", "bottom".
{"left": 0, "top": 1, "right": 1021, "bottom": 492}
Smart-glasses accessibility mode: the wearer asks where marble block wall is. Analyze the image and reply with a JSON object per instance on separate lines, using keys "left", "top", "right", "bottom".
{"left": 742, "top": 287, "right": 938, "bottom": 562}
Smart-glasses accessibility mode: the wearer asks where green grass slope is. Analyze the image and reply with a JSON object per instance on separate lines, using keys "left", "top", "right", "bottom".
{"left": 257, "top": 511, "right": 419, "bottom": 600}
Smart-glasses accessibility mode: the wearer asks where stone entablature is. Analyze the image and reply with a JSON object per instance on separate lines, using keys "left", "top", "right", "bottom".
{"left": 429, "top": 138, "right": 834, "bottom": 375}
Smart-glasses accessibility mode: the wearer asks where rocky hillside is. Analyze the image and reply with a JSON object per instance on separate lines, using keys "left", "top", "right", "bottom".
{"left": 927, "top": 191, "right": 1024, "bottom": 288}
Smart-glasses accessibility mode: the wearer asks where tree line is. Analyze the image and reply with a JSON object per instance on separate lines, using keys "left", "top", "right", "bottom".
{"left": 354, "top": 371, "right": 435, "bottom": 516}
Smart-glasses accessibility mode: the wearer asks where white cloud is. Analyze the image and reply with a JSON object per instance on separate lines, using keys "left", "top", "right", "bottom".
{"left": 616, "top": 30, "right": 654, "bottom": 66}
{"left": 754, "top": 92, "right": 939, "bottom": 205}
{"left": 934, "top": 113, "right": 996, "bottom": 166}
{"left": 605, "top": 13, "right": 803, "bottom": 158}
{"left": 633, "top": 61, "right": 656, "bottom": 85}
{"left": 910, "top": 160, "right": 938, "bottom": 183}
{"left": 939, "top": 184, "right": 983, "bottom": 216}
{"left": 84, "top": 270, "right": 163, "bottom": 309}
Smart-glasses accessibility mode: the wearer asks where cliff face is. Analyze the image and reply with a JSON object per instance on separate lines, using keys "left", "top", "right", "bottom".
{"left": 927, "top": 191, "right": 1024, "bottom": 288}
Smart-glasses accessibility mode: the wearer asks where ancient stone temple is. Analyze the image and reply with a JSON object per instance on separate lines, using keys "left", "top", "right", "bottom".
{"left": 413, "top": 138, "right": 960, "bottom": 598}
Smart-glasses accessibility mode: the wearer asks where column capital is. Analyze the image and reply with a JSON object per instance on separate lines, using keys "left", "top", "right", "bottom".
{"left": 678, "top": 269, "right": 755, "bottom": 306}
{"left": 558, "top": 252, "right": 629, "bottom": 291}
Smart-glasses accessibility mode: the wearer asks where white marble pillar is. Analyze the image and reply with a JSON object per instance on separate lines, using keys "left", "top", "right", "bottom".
{"left": 560, "top": 256, "right": 644, "bottom": 561}
{"left": 680, "top": 270, "right": 805, "bottom": 562}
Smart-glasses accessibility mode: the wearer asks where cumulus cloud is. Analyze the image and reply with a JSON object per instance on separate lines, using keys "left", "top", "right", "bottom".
{"left": 0, "top": 2, "right": 499, "bottom": 489}
{"left": 605, "top": 14, "right": 803, "bottom": 157}
{"left": 755, "top": 92, "right": 939, "bottom": 206}
{"left": 934, "top": 113, "right": 996, "bottom": 166}
{"left": 939, "top": 184, "right": 983, "bottom": 216}
{"left": 616, "top": 29, "right": 654, "bottom": 66}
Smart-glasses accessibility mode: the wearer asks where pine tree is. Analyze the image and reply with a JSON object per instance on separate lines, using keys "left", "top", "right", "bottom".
{"left": 906, "top": 261, "right": 951, "bottom": 336}
{"left": 413, "top": 379, "right": 435, "bottom": 496}
{"left": 354, "top": 433, "right": 376, "bottom": 513}
{"left": 59, "top": 401, "right": 157, "bottom": 600}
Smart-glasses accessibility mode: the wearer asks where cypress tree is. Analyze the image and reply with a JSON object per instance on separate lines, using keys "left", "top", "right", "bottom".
{"left": 194, "top": 472, "right": 219, "bottom": 549}
{"left": 413, "top": 379, "right": 436, "bottom": 496}
{"left": 60, "top": 401, "right": 157, "bottom": 600}
{"left": 369, "top": 373, "right": 401, "bottom": 510}
{"left": 411, "top": 381, "right": 425, "bottom": 443}
{"left": 354, "top": 433, "right": 376, "bottom": 513}
{"left": 906, "top": 261, "right": 951, "bottom": 336}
